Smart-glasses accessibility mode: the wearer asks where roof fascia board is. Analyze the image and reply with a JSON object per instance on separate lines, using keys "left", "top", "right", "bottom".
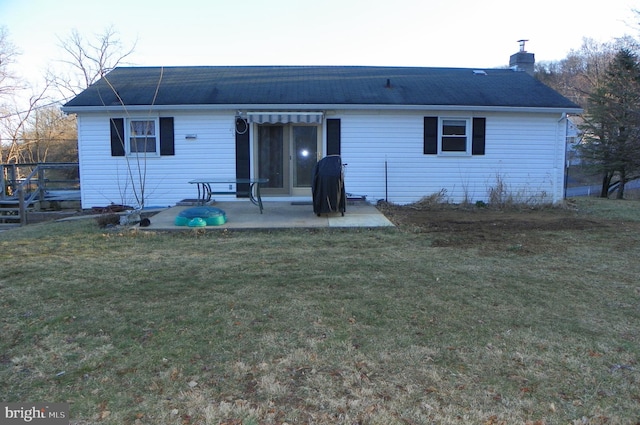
{"left": 62, "top": 104, "right": 582, "bottom": 115}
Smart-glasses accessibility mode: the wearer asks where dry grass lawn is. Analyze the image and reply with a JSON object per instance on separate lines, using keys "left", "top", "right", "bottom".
{"left": 0, "top": 197, "right": 639, "bottom": 424}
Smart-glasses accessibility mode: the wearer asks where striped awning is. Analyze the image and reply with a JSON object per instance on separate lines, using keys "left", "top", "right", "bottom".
{"left": 245, "top": 111, "right": 324, "bottom": 124}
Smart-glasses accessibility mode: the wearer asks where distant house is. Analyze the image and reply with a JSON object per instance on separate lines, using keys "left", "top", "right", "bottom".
{"left": 565, "top": 117, "right": 583, "bottom": 166}
{"left": 62, "top": 52, "right": 581, "bottom": 209}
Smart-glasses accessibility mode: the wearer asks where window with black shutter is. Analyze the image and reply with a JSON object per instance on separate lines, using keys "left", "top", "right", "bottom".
{"left": 423, "top": 116, "right": 486, "bottom": 156}
{"left": 109, "top": 117, "right": 175, "bottom": 156}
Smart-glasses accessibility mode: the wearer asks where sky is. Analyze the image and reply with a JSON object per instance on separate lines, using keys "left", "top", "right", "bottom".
{"left": 0, "top": 0, "right": 638, "bottom": 90}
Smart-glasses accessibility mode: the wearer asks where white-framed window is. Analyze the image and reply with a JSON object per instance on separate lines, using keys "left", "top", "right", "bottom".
{"left": 128, "top": 118, "right": 159, "bottom": 154}
{"left": 440, "top": 118, "right": 471, "bottom": 154}
{"left": 424, "top": 116, "right": 485, "bottom": 156}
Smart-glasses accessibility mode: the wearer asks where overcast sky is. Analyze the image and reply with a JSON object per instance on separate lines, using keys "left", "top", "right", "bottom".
{"left": 1, "top": 0, "right": 638, "bottom": 87}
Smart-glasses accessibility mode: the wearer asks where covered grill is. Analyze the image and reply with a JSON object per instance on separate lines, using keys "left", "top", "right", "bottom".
{"left": 312, "top": 155, "right": 346, "bottom": 216}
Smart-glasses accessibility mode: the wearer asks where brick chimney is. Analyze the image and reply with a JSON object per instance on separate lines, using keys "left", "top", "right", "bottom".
{"left": 509, "top": 39, "right": 535, "bottom": 75}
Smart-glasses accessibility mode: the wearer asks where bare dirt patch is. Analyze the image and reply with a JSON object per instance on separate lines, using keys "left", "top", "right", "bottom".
{"left": 376, "top": 201, "right": 608, "bottom": 253}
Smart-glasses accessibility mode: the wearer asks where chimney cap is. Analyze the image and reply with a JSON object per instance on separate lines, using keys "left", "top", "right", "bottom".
{"left": 517, "top": 39, "right": 529, "bottom": 52}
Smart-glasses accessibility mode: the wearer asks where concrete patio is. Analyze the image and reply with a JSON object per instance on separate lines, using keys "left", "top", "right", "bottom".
{"left": 141, "top": 200, "right": 395, "bottom": 231}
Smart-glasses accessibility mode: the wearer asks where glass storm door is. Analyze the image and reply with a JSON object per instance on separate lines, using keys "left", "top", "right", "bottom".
{"left": 257, "top": 124, "right": 320, "bottom": 196}
{"left": 258, "top": 125, "right": 288, "bottom": 195}
{"left": 291, "top": 126, "right": 318, "bottom": 196}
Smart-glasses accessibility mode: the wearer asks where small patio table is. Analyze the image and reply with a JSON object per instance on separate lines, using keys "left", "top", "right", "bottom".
{"left": 188, "top": 178, "right": 269, "bottom": 213}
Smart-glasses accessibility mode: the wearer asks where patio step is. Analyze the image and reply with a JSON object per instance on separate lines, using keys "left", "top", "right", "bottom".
{"left": 0, "top": 200, "right": 33, "bottom": 224}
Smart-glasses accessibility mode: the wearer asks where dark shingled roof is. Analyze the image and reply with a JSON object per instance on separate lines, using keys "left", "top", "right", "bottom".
{"left": 63, "top": 66, "right": 580, "bottom": 109}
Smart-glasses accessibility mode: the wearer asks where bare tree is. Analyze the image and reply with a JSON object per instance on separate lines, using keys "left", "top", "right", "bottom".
{"left": 0, "top": 26, "right": 21, "bottom": 99}
{"left": 1, "top": 83, "right": 52, "bottom": 164}
{"left": 0, "top": 26, "right": 29, "bottom": 165}
{"left": 19, "top": 106, "right": 77, "bottom": 163}
{"left": 52, "top": 26, "right": 161, "bottom": 208}
{"left": 105, "top": 68, "right": 164, "bottom": 209}
{"left": 535, "top": 37, "right": 636, "bottom": 108}
{"left": 50, "top": 26, "right": 136, "bottom": 100}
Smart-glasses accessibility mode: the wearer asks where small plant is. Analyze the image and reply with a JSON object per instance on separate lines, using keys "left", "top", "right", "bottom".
{"left": 412, "top": 189, "right": 448, "bottom": 209}
{"left": 95, "top": 213, "right": 120, "bottom": 228}
{"left": 488, "top": 174, "right": 511, "bottom": 206}
{"left": 487, "top": 174, "right": 557, "bottom": 208}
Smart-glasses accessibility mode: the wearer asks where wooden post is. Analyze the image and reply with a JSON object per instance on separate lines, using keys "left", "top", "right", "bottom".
{"left": 0, "top": 164, "right": 5, "bottom": 199}
{"left": 8, "top": 165, "right": 16, "bottom": 196}
{"left": 18, "top": 188, "right": 26, "bottom": 226}
{"left": 37, "top": 165, "right": 45, "bottom": 207}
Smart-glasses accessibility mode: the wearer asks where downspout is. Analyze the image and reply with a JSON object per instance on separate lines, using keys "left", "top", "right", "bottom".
{"left": 557, "top": 112, "right": 567, "bottom": 202}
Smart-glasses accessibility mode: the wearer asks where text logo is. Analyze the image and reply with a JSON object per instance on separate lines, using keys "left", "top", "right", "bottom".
{"left": 1, "top": 403, "right": 68, "bottom": 424}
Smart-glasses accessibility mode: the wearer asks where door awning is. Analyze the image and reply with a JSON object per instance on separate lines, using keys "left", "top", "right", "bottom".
{"left": 245, "top": 111, "right": 324, "bottom": 124}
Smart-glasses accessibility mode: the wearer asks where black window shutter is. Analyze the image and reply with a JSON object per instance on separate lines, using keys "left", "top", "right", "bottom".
{"left": 235, "top": 118, "right": 250, "bottom": 198}
{"left": 472, "top": 117, "right": 486, "bottom": 155}
{"left": 423, "top": 117, "right": 438, "bottom": 154}
{"left": 159, "top": 117, "right": 175, "bottom": 156}
{"left": 326, "top": 119, "right": 341, "bottom": 156}
{"left": 110, "top": 118, "right": 125, "bottom": 156}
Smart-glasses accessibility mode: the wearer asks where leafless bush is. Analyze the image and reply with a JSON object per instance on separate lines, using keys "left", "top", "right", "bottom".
{"left": 487, "top": 174, "right": 555, "bottom": 209}
{"left": 488, "top": 174, "right": 511, "bottom": 206}
{"left": 408, "top": 189, "right": 448, "bottom": 209}
{"left": 95, "top": 213, "right": 120, "bottom": 228}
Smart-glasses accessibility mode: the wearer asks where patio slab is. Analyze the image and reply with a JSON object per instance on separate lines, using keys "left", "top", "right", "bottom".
{"left": 142, "top": 201, "right": 395, "bottom": 230}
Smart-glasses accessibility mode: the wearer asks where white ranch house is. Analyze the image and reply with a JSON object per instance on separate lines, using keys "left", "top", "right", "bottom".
{"left": 62, "top": 56, "right": 581, "bottom": 209}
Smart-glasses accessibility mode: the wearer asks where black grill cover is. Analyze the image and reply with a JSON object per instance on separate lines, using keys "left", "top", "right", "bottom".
{"left": 312, "top": 155, "right": 346, "bottom": 215}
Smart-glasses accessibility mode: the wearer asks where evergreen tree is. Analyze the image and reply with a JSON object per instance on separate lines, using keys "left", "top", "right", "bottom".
{"left": 579, "top": 49, "right": 640, "bottom": 198}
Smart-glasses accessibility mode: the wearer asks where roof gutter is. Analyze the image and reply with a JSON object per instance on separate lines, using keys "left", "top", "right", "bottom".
{"left": 61, "top": 103, "right": 583, "bottom": 115}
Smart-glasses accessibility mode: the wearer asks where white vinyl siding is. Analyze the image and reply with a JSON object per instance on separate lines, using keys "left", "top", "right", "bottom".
{"left": 336, "top": 111, "right": 565, "bottom": 204}
{"left": 76, "top": 108, "right": 568, "bottom": 208}
{"left": 77, "top": 111, "right": 237, "bottom": 208}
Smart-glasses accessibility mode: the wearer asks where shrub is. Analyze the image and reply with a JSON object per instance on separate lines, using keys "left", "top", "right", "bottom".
{"left": 95, "top": 213, "right": 120, "bottom": 228}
